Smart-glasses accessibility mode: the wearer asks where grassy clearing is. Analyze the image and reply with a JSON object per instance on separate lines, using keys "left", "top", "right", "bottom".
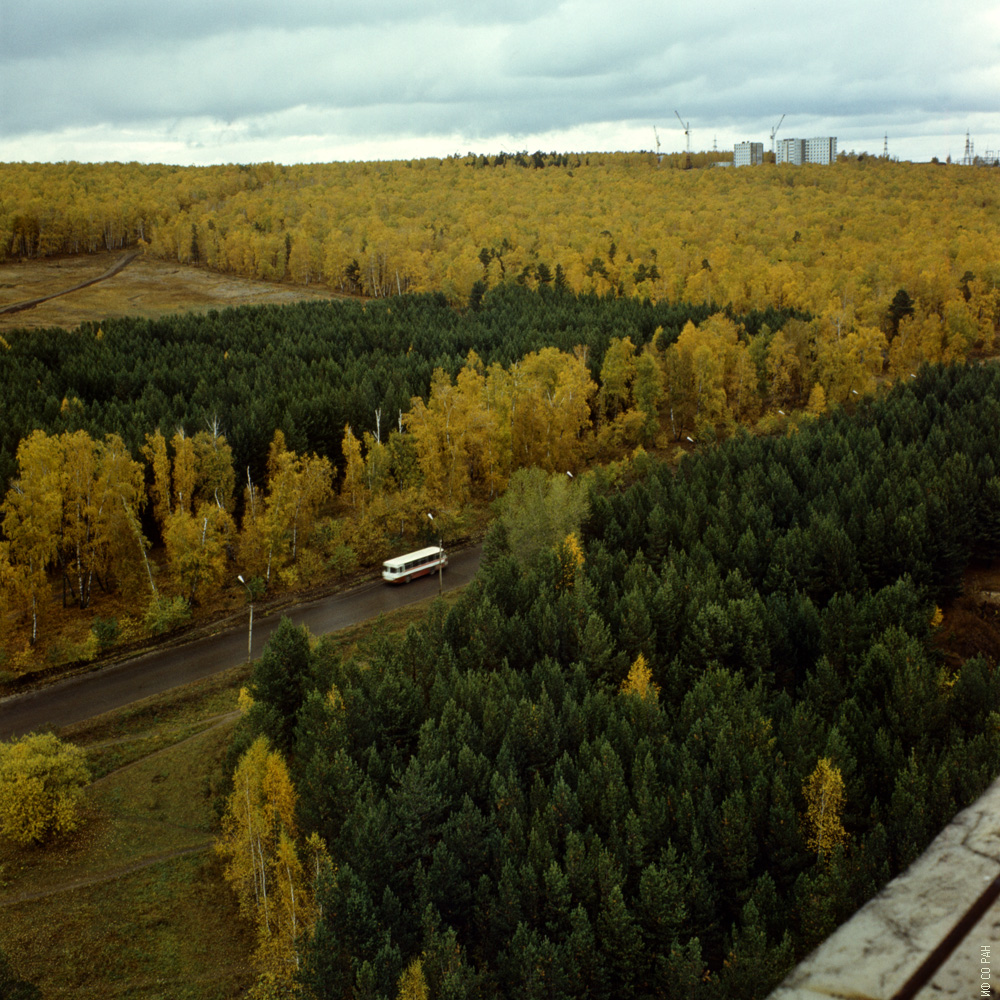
{"left": 1, "top": 852, "right": 251, "bottom": 999}
{"left": 0, "top": 590, "right": 460, "bottom": 997}
{"left": 0, "top": 252, "right": 336, "bottom": 332}
{"left": 0, "top": 692, "right": 255, "bottom": 998}
{"left": 64, "top": 664, "right": 252, "bottom": 780}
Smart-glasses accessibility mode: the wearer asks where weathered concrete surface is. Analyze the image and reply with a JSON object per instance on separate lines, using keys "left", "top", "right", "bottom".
{"left": 770, "top": 773, "right": 1000, "bottom": 999}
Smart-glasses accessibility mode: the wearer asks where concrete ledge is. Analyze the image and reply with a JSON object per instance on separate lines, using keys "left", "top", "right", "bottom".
{"left": 769, "top": 774, "right": 1000, "bottom": 999}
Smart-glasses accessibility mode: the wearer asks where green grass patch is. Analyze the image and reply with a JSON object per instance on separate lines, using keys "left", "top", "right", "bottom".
{"left": 0, "top": 677, "right": 253, "bottom": 998}
{"left": 1, "top": 852, "right": 253, "bottom": 999}
{"left": 65, "top": 663, "right": 251, "bottom": 780}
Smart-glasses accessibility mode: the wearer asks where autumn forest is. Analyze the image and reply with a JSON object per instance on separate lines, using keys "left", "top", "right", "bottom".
{"left": 1, "top": 155, "right": 1000, "bottom": 998}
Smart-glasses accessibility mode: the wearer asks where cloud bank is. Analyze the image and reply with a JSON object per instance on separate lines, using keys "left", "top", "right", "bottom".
{"left": 2, "top": 0, "right": 998, "bottom": 164}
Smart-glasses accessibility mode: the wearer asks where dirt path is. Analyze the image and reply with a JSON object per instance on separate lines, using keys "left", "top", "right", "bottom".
{"left": 0, "top": 250, "right": 140, "bottom": 315}
{"left": 0, "top": 843, "right": 212, "bottom": 908}
{"left": 84, "top": 711, "right": 240, "bottom": 761}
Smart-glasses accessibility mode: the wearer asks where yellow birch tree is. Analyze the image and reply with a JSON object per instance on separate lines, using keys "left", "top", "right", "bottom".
{"left": 802, "top": 757, "right": 847, "bottom": 862}
{"left": 397, "top": 959, "right": 429, "bottom": 1000}
{"left": 170, "top": 431, "right": 197, "bottom": 514}
{"left": 216, "top": 736, "right": 318, "bottom": 985}
{"left": 163, "top": 504, "right": 234, "bottom": 602}
{"left": 0, "top": 733, "right": 91, "bottom": 846}
{"left": 54, "top": 431, "right": 147, "bottom": 609}
{"left": 1, "top": 430, "right": 63, "bottom": 643}
{"left": 142, "top": 429, "right": 172, "bottom": 527}
{"left": 241, "top": 432, "right": 334, "bottom": 587}
{"left": 340, "top": 424, "right": 366, "bottom": 511}
{"left": 510, "top": 348, "right": 596, "bottom": 473}
{"left": 620, "top": 652, "right": 660, "bottom": 702}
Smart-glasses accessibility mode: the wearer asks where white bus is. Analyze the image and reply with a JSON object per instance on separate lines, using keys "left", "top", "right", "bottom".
{"left": 381, "top": 545, "right": 447, "bottom": 584}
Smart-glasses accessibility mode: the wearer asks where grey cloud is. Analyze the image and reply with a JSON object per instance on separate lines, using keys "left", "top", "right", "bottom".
{"left": 1, "top": 0, "right": 997, "bottom": 164}
{"left": 0, "top": 0, "right": 547, "bottom": 59}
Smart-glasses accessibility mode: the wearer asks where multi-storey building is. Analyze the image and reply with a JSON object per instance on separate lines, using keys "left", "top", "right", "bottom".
{"left": 734, "top": 141, "right": 764, "bottom": 166}
{"left": 805, "top": 136, "right": 837, "bottom": 164}
{"left": 776, "top": 137, "right": 806, "bottom": 164}
{"left": 777, "top": 136, "right": 837, "bottom": 165}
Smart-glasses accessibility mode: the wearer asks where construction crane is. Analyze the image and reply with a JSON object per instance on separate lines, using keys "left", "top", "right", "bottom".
{"left": 770, "top": 114, "right": 785, "bottom": 156}
{"left": 674, "top": 110, "right": 691, "bottom": 152}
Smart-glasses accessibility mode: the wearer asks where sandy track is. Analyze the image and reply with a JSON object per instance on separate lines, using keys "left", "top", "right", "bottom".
{"left": 0, "top": 250, "right": 140, "bottom": 315}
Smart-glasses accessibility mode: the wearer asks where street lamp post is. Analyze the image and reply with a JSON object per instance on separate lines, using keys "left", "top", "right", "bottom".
{"left": 237, "top": 574, "right": 254, "bottom": 662}
{"left": 427, "top": 513, "right": 443, "bottom": 596}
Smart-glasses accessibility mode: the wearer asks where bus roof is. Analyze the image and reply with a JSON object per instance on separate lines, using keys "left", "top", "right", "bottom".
{"left": 382, "top": 546, "right": 443, "bottom": 568}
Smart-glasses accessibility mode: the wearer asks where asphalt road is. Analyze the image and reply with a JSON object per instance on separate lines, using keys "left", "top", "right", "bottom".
{"left": 0, "top": 545, "right": 482, "bottom": 740}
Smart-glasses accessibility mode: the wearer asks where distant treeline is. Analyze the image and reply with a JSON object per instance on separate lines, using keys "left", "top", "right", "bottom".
{"left": 223, "top": 360, "right": 1000, "bottom": 997}
{"left": 2, "top": 157, "right": 998, "bottom": 351}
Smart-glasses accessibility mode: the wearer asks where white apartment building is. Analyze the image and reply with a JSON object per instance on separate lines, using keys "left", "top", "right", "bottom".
{"left": 805, "top": 136, "right": 837, "bottom": 164}
{"left": 776, "top": 136, "right": 837, "bottom": 165}
{"left": 776, "top": 138, "right": 806, "bottom": 164}
{"left": 734, "top": 141, "right": 764, "bottom": 166}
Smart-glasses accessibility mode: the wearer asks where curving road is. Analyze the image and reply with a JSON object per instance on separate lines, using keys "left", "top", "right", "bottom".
{"left": 0, "top": 545, "right": 482, "bottom": 740}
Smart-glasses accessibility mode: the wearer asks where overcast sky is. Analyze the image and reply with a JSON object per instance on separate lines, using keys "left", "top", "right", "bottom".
{"left": 2, "top": 0, "right": 998, "bottom": 165}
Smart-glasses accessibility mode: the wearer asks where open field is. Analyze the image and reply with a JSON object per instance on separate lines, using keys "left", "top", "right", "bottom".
{"left": 0, "top": 252, "right": 337, "bottom": 331}
{"left": 0, "top": 665, "right": 254, "bottom": 999}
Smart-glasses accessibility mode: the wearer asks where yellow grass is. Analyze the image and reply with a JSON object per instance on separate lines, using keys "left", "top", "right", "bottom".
{"left": 0, "top": 252, "right": 337, "bottom": 332}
